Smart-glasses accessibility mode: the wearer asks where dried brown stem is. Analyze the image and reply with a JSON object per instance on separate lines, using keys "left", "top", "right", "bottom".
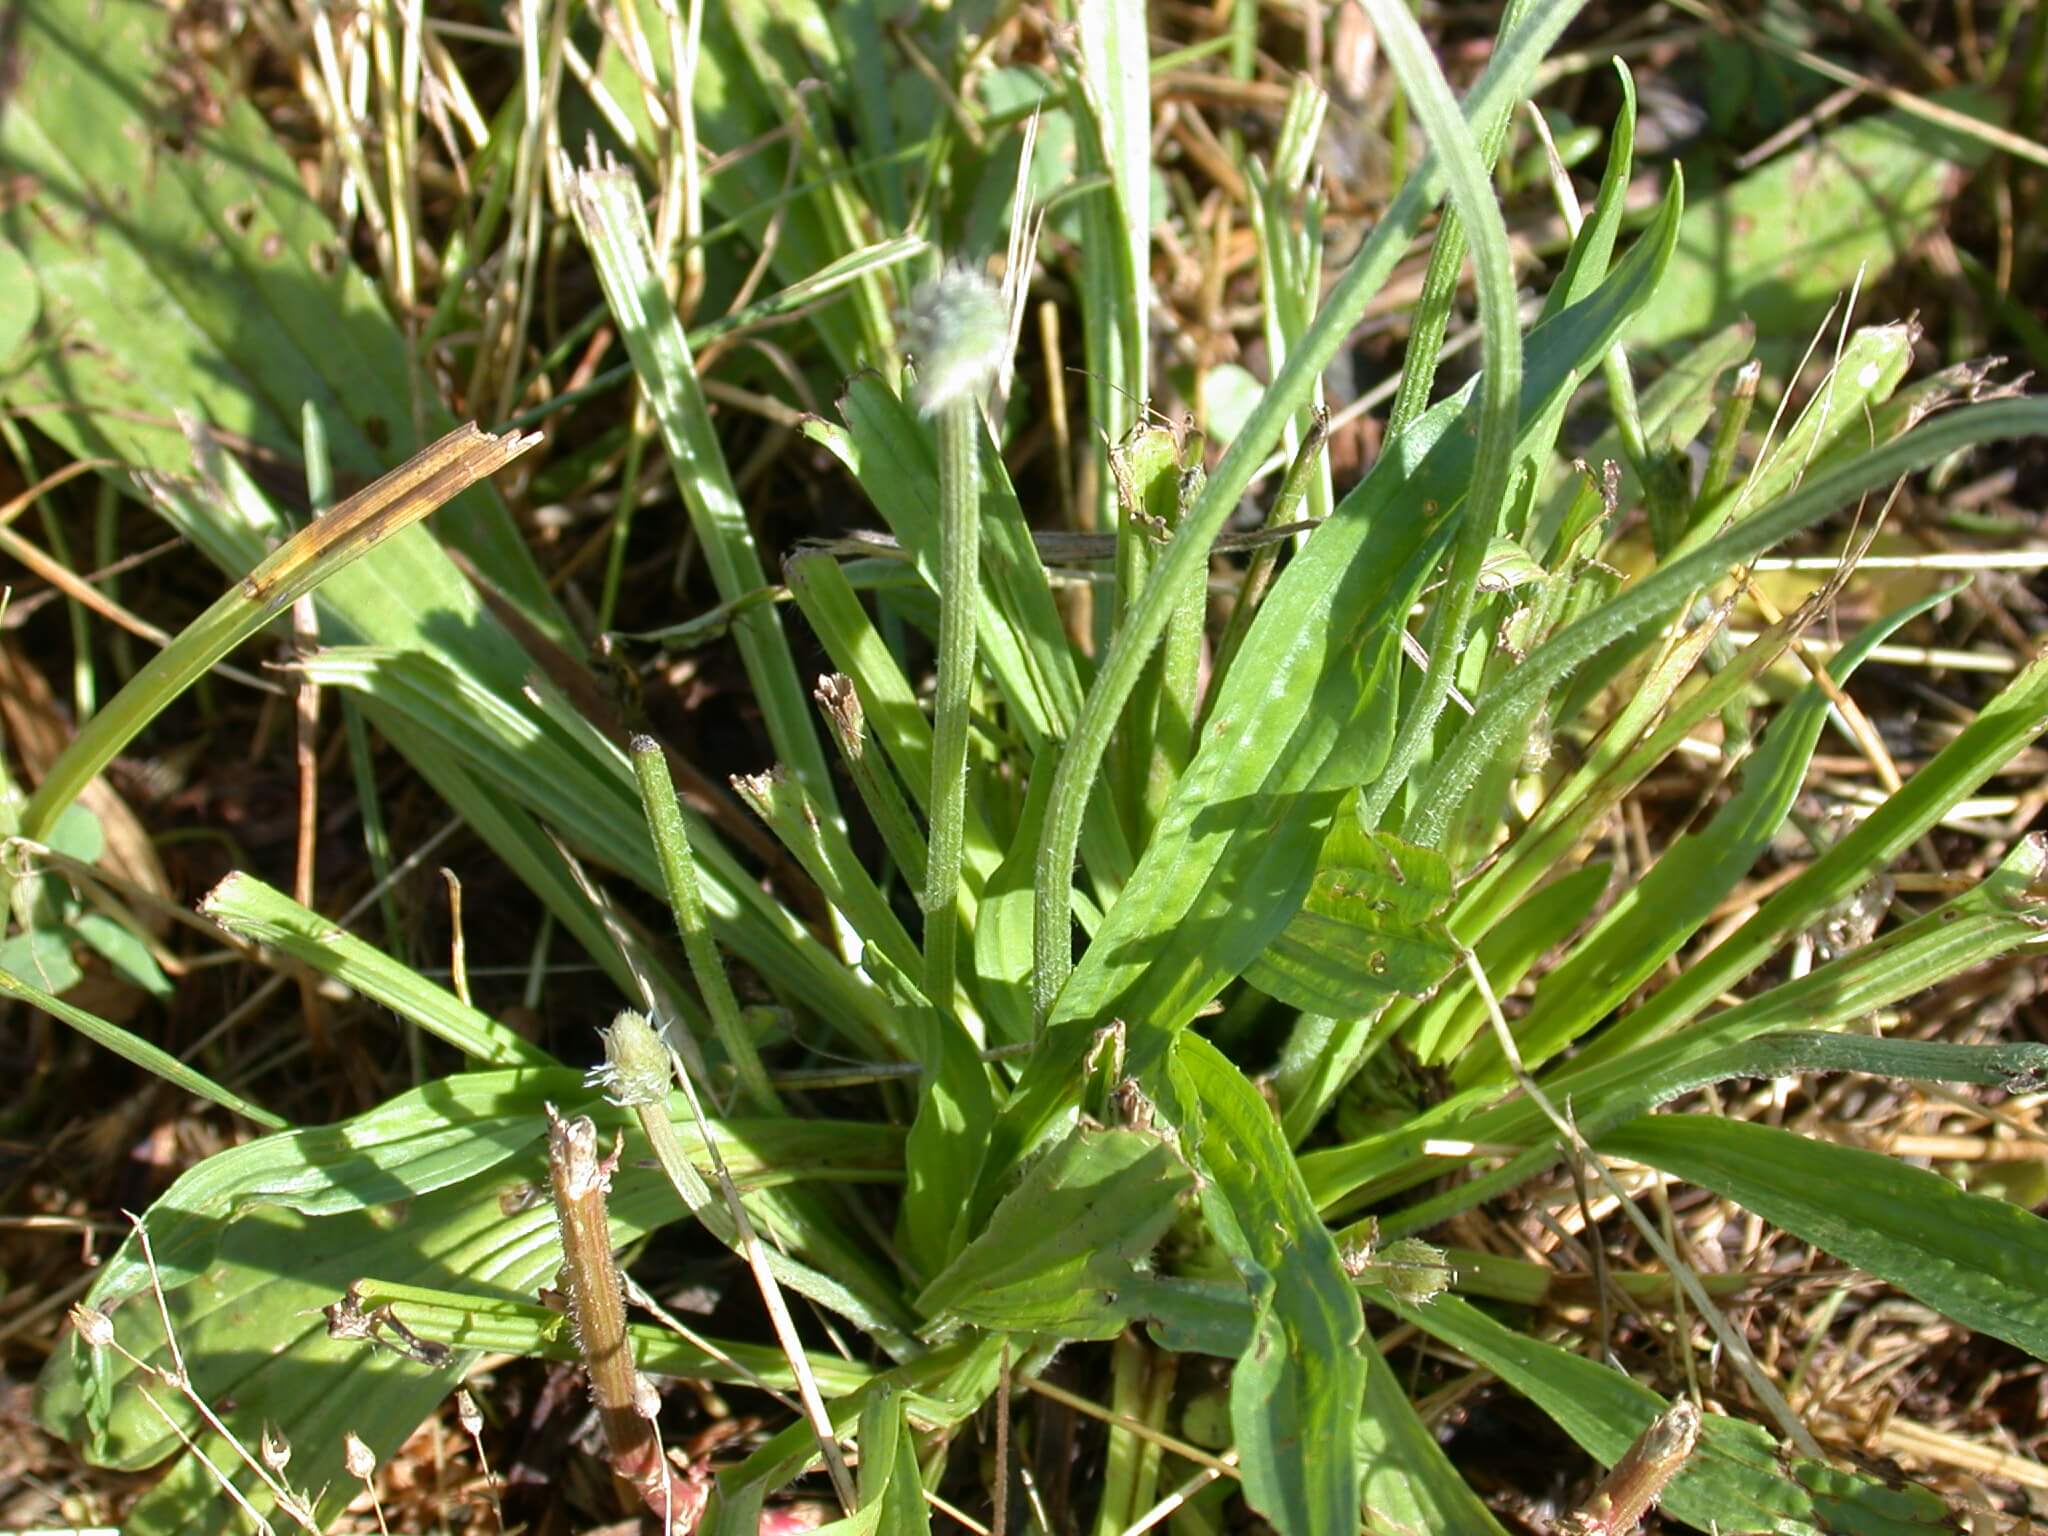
{"left": 1558, "top": 1398, "right": 1700, "bottom": 1536}
{"left": 545, "top": 1104, "right": 675, "bottom": 1518}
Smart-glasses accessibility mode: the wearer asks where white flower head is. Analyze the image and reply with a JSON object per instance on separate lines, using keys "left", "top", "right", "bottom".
{"left": 901, "top": 262, "right": 1009, "bottom": 417}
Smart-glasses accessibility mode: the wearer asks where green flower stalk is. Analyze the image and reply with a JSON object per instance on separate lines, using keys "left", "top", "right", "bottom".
{"left": 901, "top": 264, "right": 1008, "bottom": 1007}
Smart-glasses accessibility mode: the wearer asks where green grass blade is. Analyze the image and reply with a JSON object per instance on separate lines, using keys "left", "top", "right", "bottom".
{"left": 199, "top": 872, "right": 556, "bottom": 1070}
{"left": 1382, "top": 0, "right": 1530, "bottom": 436}
{"left": 567, "top": 158, "right": 836, "bottom": 814}
{"left": 1413, "top": 397, "right": 2048, "bottom": 848}
{"left": 1405, "top": 1294, "right": 1962, "bottom": 1536}
{"left": 1603, "top": 1110, "right": 2048, "bottom": 1362}
{"left": 0, "top": 962, "right": 286, "bottom": 1131}
{"left": 21, "top": 426, "right": 537, "bottom": 843}
{"left": 630, "top": 738, "right": 781, "bottom": 1111}
{"left": 1454, "top": 584, "right": 1956, "bottom": 1085}
{"left": 1310, "top": 838, "right": 2047, "bottom": 1221}
{"left": 1071, "top": 0, "right": 1151, "bottom": 589}
{"left": 1576, "top": 628, "right": 2048, "bottom": 1070}
{"left": 298, "top": 647, "right": 896, "bottom": 1044}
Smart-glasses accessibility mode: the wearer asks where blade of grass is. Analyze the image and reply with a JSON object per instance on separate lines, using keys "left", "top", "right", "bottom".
{"left": 20, "top": 425, "right": 538, "bottom": 845}
{"left": 198, "top": 872, "right": 556, "bottom": 1070}
{"left": 0, "top": 963, "right": 287, "bottom": 1131}
{"left": 1411, "top": 397, "right": 2048, "bottom": 850}
{"left": 1603, "top": 1105, "right": 2048, "bottom": 1362}
{"left": 565, "top": 153, "right": 836, "bottom": 815}
{"left": 629, "top": 738, "right": 780, "bottom": 1113}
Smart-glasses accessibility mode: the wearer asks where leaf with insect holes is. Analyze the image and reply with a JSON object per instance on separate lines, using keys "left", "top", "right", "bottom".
{"left": 0, "top": 0, "right": 564, "bottom": 637}
{"left": 1245, "top": 819, "right": 1459, "bottom": 1016}
{"left": 915, "top": 1124, "right": 1192, "bottom": 1338}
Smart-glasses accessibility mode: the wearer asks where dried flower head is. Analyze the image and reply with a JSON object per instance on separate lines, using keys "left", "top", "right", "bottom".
{"left": 260, "top": 1421, "right": 292, "bottom": 1474}
{"left": 69, "top": 1304, "right": 114, "bottom": 1350}
{"left": 901, "top": 263, "right": 1008, "bottom": 416}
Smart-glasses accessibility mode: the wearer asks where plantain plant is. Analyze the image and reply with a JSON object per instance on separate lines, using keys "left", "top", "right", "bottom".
{"left": 4, "top": 0, "right": 2047, "bottom": 1533}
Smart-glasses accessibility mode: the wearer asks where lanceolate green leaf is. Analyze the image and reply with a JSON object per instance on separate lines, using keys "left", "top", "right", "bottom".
{"left": 1161, "top": 1034, "right": 1368, "bottom": 1536}
{"left": 1412, "top": 398, "right": 2048, "bottom": 849}
{"left": 896, "top": 997, "right": 998, "bottom": 1284}
{"left": 1404, "top": 1295, "right": 1964, "bottom": 1535}
{"left": 915, "top": 1125, "right": 1191, "bottom": 1337}
{"left": 0, "top": 963, "right": 286, "bottom": 1131}
{"left": 1047, "top": 174, "right": 1683, "bottom": 1049}
{"left": 1029, "top": 0, "right": 1594, "bottom": 1022}
{"left": 1356, "top": 0, "right": 1525, "bottom": 821}
{"left": 979, "top": 181, "right": 1682, "bottom": 1234}
{"left": 1308, "top": 834, "right": 2048, "bottom": 1220}
{"left": 200, "top": 872, "right": 555, "bottom": 1070}
{"left": 567, "top": 161, "right": 836, "bottom": 815}
{"left": 1604, "top": 1110, "right": 2048, "bottom": 1364}
{"left": 1454, "top": 583, "right": 1957, "bottom": 1085}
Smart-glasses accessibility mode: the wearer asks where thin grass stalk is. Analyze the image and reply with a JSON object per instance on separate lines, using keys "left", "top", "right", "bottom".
{"left": 630, "top": 737, "right": 781, "bottom": 1114}
{"left": 1384, "top": 0, "right": 1530, "bottom": 436}
{"left": 1205, "top": 408, "right": 1330, "bottom": 708}
{"left": 1029, "top": 0, "right": 1590, "bottom": 1024}
{"left": 566, "top": 158, "right": 838, "bottom": 815}
{"left": 815, "top": 675, "right": 928, "bottom": 890}
{"left": 1699, "top": 359, "right": 1762, "bottom": 504}
{"left": 732, "top": 767, "right": 923, "bottom": 1005}
{"left": 899, "top": 264, "right": 1007, "bottom": 1006}
{"left": 924, "top": 392, "right": 979, "bottom": 1007}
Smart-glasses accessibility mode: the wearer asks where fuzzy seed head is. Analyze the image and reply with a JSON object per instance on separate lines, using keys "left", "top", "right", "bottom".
{"left": 902, "top": 263, "right": 1008, "bottom": 416}
{"left": 591, "top": 1009, "right": 674, "bottom": 1106}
